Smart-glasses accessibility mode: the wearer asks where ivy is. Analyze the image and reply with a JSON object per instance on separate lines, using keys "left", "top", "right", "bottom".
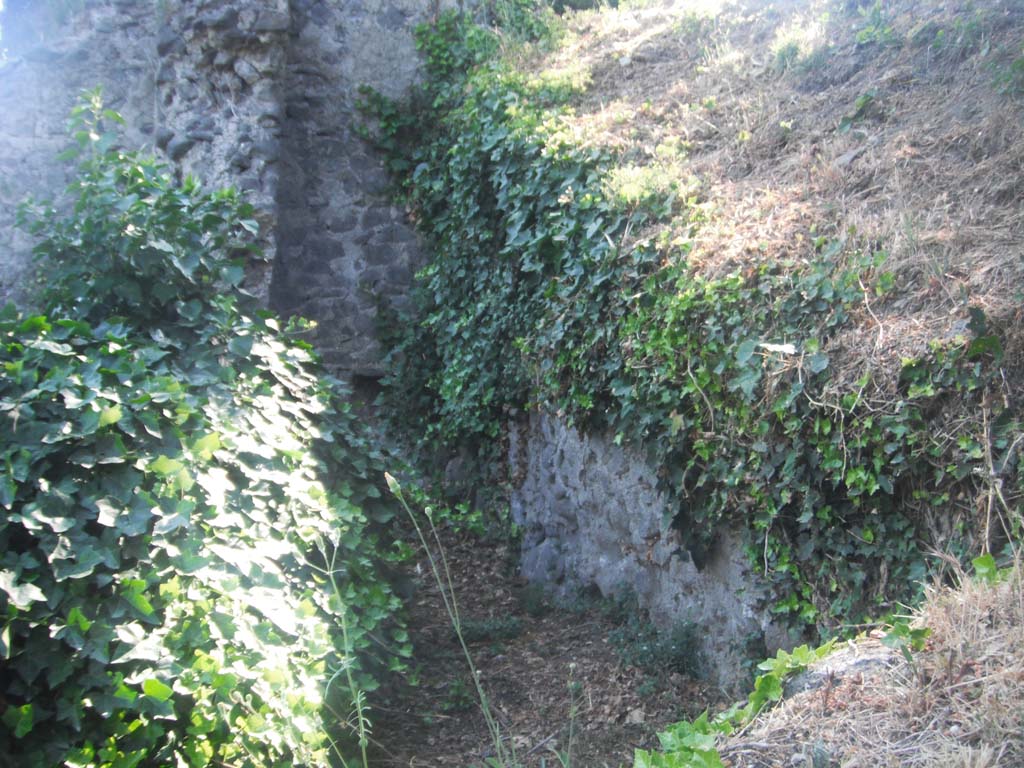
{"left": 0, "top": 93, "right": 408, "bottom": 766}
{"left": 365, "top": 12, "right": 1020, "bottom": 637}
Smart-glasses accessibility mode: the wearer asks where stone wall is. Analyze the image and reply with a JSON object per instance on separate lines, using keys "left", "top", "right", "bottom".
{"left": 0, "top": 0, "right": 159, "bottom": 305}
{"left": 266, "top": 0, "right": 430, "bottom": 375}
{"left": 509, "top": 411, "right": 788, "bottom": 691}
{"left": 0, "top": 0, "right": 446, "bottom": 375}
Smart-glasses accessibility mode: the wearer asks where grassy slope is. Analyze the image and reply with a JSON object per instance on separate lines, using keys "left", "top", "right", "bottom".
{"left": 522, "top": 0, "right": 1024, "bottom": 390}
{"left": 719, "top": 564, "right": 1023, "bottom": 767}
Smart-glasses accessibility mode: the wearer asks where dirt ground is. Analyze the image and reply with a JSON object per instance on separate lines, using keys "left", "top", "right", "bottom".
{"left": 371, "top": 526, "right": 723, "bottom": 768}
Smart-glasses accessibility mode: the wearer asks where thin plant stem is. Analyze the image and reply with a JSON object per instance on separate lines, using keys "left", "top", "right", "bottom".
{"left": 385, "top": 473, "right": 518, "bottom": 767}
{"left": 320, "top": 538, "right": 371, "bottom": 768}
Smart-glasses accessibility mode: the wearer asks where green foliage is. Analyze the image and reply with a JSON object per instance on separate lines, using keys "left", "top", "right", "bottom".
{"left": 460, "top": 616, "right": 523, "bottom": 643}
{"left": 838, "top": 89, "right": 880, "bottom": 132}
{"left": 634, "top": 641, "right": 835, "bottom": 767}
{"left": 491, "top": 0, "right": 553, "bottom": 42}
{"left": 855, "top": 1, "right": 900, "bottom": 47}
{"left": 516, "top": 583, "right": 552, "bottom": 617}
{"left": 972, "top": 552, "right": 999, "bottom": 584}
{"left": 881, "top": 621, "right": 930, "bottom": 665}
{"left": 416, "top": 10, "right": 499, "bottom": 83}
{"left": 918, "top": 13, "right": 988, "bottom": 60}
{"left": 364, "top": 8, "right": 1020, "bottom": 640}
{"left": 609, "top": 617, "right": 703, "bottom": 678}
{"left": 550, "top": 0, "right": 617, "bottom": 13}
{"left": 995, "top": 47, "right": 1024, "bottom": 97}
{"left": 1, "top": 94, "right": 408, "bottom": 767}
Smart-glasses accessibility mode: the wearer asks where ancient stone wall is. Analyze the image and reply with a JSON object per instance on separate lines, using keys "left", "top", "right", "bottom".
{"left": 0, "top": 0, "right": 444, "bottom": 375}
{"left": 509, "top": 411, "right": 789, "bottom": 690}
{"left": 266, "top": 0, "right": 429, "bottom": 375}
{"left": 0, "top": 0, "right": 159, "bottom": 304}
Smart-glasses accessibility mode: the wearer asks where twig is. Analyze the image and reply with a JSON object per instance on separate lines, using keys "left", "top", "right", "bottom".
{"left": 858, "top": 276, "right": 885, "bottom": 351}
{"left": 524, "top": 731, "right": 559, "bottom": 757}
{"left": 687, "top": 357, "right": 716, "bottom": 432}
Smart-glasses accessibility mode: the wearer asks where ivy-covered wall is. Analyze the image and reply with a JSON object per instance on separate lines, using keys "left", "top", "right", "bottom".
{"left": 366, "top": 6, "right": 1022, "bottom": 650}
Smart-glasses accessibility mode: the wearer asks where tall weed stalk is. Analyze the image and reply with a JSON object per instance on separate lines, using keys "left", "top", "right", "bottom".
{"left": 385, "top": 473, "right": 519, "bottom": 767}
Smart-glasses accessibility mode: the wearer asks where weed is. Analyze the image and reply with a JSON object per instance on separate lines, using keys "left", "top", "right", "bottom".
{"left": 838, "top": 89, "right": 880, "bottom": 133}
{"left": 603, "top": 163, "right": 686, "bottom": 217}
{"left": 881, "top": 620, "right": 931, "bottom": 666}
{"left": 442, "top": 677, "right": 477, "bottom": 712}
{"left": 922, "top": 14, "right": 988, "bottom": 60}
{"left": 855, "top": 1, "right": 900, "bottom": 47}
{"left": 636, "top": 676, "right": 661, "bottom": 698}
{"left": 773, "top": 40, "right": 801, "bottom": 72}
{"left": 797, "top": 43, "right": 833, "bottom": 72}
{"left": 552, "top": 0, "right": 619, "bottom": 13}
{"left": 544, "top": 664, "right": 584, "bottom": 767}
{"left": 610, "top": 616, "right": 704, "bottom": 678}
{"left": 461, "top": 616, "right": 524, "bottom": 643}
{"left": 517, "top": 583, "right": 554, "bottom": 617}
{"left": 995, "top": 47, "right": 1024, "bottom": 97}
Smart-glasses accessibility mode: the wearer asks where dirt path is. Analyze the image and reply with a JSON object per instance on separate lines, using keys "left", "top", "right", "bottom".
{"left": 372, "top": 527, "right": 722, "bottom": 767}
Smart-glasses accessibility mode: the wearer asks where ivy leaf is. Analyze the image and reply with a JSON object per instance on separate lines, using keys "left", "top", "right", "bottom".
{"left": 972, "top": 553, "right": 998, "bottom": 584}
{"left": 0, "top": 625, "right": 11, "bottom": 659}
{"left": 142, "top": 678, "right": 174, "bottom": 702}
{"left": 2, "top": 703, "right": 34, "bottom": 738}
{"left": 149, "top": 455, "right": 185, "bottom": 476}
{"left": 98, "top": 405, "right": 122, "bottom": 429}
{"left": 735, "top": 339, "right": 757, "bottom": 366}
{"left": 191, "top": 433, "right": 222, "bottom": 461}
{"left": 753, "top": 672, "right": 783, "bottom": 702}
{"left": 808, "top": 353, "right": 830, "bottom": 374}
{"left": 0, "top": 570, "right": 47, "bottom": 608}
{"left": 228, "top": 335, "right": 253, "bottom": 356}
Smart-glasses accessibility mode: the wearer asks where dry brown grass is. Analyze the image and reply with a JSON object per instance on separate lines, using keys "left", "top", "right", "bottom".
{"left": 527, "top": 0, "right": 1024, "bottom": 391}
{"left": 718, "top": 563, "right": 1024, "bottom": 767}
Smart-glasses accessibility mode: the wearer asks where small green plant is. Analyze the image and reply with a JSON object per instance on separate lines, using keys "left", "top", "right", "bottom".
{"left": 551, "top": 0, "right": 617, "bottom": 12}
{"left": 608, "top": 609, "right": 704, "bottom": 678}
{"left": 855, "top": 1, "right": 900, "bottom": 47}
{"left": 773, "top": 40, "right": 801, "bottom": 72}
{"left": 838, "top": 89, "right": 880, "bottom": 132}
{"left": 543, "top": 664, "right": 584, "bottom": 767}
{"left": 995, "top": 47, "right": 1024, "bottom": 96}
{"left": 517, "top": 583, "right": 553, "bottom": 617}
{"left": 461, "top": 616, "right": 524, "bottom": 643}
{"left": 922, "top": 14, "right": 987, "bottom": 59}
{"left": 635, "top": 641, "right": 836, "bottom": 767}
{"left": 441, "top": 677, "right": 477, "bottom": 713}
{"left": 881, "top": 621, "right": 931, "bottom": 665}
{"left": 492, "top": 0, "right": 553, "bottom": 42}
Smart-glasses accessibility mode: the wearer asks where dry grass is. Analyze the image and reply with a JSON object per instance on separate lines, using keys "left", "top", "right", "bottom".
{"left": 527, "top": 0, "right": 1024, "bottom": 391}
{"left": 719, "top": 563, "right": 1024, "bottom": 767}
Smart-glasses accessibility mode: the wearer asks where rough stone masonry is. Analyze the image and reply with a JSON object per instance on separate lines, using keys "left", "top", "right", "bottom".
{"left": 0, "top": 0, "right": 435, "bottom": 375}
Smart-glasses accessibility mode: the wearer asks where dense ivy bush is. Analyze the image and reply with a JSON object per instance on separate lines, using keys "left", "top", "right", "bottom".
{"left": 365, "top": 13, "right": 1021, "bottom": 636}
{"left": 0, "top": 95, "right": 408, "bottom": 767}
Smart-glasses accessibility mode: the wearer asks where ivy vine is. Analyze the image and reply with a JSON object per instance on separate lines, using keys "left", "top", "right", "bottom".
{"left": 0, "top": 93, "right": 408, "bottom": 767}
{"left": 365, "top": 11, "right": 1021, "bottom": 636}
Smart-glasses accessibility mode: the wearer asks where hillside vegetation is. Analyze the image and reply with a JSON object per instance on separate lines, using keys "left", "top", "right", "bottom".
{"left": 360, "top": 1, "right": 1024, "bottom": 763}
{"left": 369, "top": 0, "right": 1023, "bottom": 636}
